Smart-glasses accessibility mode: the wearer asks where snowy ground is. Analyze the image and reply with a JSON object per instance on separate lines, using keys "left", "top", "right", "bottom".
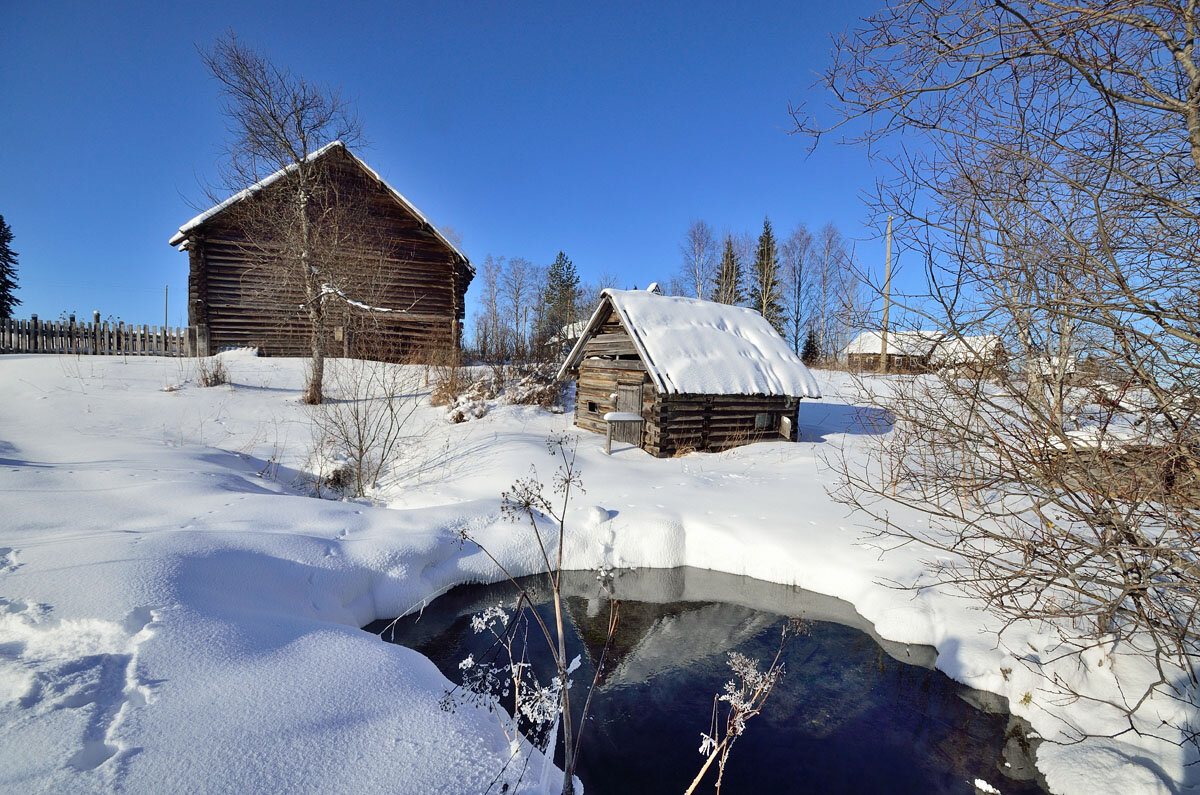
{"left": 0, "top": 352, "right": 1194, "bottom": 793}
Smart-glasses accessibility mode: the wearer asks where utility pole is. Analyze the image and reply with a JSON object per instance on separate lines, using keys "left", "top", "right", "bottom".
{"left": 164, "top": 285, "right": 169, "bottom": 329}
{"left": 878, "top": 215, "right": 893, "bottom": 374}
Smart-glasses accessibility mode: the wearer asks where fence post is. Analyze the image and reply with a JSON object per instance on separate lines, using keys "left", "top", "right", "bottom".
{"left": 93, "top": 311, "right": 101, "bottom": 355}
{"left": 196, "top": 324, "right": 210, "bottom": 357}
{"left": 30, "top": 314, "right": 39, "bottom": 353}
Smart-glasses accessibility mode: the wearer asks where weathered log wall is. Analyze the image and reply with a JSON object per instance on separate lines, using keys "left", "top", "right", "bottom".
{"left": 184, "top": 149, "right": 470, "bottom": 360}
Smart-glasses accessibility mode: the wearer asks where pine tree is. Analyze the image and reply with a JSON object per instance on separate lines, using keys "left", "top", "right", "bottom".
{"left": 711, "top": 235, "right": 744, "bottom": 305}
{"left": 541, "top": 251, "right": 580, "bottom": 348}
{"left": 749, "top": 217, "right": 784, "bottom": 333}
{"left": 801, "top": 327, "right": 820, "bottom": 364}
{"left": 0, "top": 215, "right": 19, "bottom": 318}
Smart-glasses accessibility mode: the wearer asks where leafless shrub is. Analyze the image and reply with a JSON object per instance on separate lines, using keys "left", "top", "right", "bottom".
{"left": 801, "top": 0, "right": 1200, "bottom": 748}
{"left": 306, "top": 357, "right": 423, "bottom": 498}
{"left": 196, "top": 355, "right": 228, "bottom": 387}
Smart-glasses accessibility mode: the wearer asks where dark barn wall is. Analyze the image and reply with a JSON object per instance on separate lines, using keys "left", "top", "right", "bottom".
{"left": 185, "top": 150, "right": 470, "bottom": 360}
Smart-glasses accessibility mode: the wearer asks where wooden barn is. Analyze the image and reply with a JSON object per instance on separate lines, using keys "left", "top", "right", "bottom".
{"left": 556, "top": 289, "right": 821, "bottom": 457}
{"left": 169, "top": 141, "right": 473, "bottom": 359}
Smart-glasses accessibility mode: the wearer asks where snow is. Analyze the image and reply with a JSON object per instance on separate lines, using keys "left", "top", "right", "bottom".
{"left": 167, "top": 142, "right": 471, "bottom": 270}
{"left": 561, "top": 289, "right": 822, "bottom": 398}
{"left": 0, "top": 353, "right": 1194, "bottom": 793}
{"left": 601, "top": 412, "right": 642, "bottom": 422}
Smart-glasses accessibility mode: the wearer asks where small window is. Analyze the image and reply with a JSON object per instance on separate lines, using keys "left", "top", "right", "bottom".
{"left": 754, "top": 412, "right": 773, "bottom": 431}
{"left": 588, "top": 401, "right": 598, "bottom": 413}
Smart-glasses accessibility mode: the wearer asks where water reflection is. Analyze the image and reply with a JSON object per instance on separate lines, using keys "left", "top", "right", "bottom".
{"left": 367, "top": 567, "right": 1048, "bottom": 794}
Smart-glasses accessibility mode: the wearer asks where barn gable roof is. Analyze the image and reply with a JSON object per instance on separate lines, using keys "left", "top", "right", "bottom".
{"left": 168, "top": 141, "right": 471, "bottom": 271}
{"left": 558, "top": 289, "right": 821, "bottom": 398}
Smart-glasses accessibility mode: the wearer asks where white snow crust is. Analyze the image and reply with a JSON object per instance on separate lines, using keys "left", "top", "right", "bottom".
{"left": 0, "top": 353, "right": 1192, "bottom": 793}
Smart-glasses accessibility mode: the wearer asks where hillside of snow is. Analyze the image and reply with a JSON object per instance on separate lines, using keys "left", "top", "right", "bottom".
{"left": 0, "top": 352, "right": 1193, "bottom": 793}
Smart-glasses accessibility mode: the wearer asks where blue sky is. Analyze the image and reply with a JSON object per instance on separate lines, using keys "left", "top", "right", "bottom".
{"left": 0, "top": 0, "right": 899, "bottom": 328}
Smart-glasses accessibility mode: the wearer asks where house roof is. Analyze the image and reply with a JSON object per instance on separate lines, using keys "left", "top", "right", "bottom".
{"left": 167, "top": 141, "right": 471, "bottom": 272}
{"left": 844, "top": 330, "right": 944, "bottom": 357}
{"left": 558, "top": 289, "right": 821, "bottom": 398}
{"left": 929, "top": 335, "right": 1003, "bottom": 364}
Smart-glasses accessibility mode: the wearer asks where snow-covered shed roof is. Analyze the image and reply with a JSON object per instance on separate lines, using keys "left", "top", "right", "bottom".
{"left": 558, "top": 289, "right": 821, "bottom": 398}
{"left": 168, "top": 141, "right": 471, "bottom": 271}
{"left": 844, "top": 330, "right": 944, "bottom": 357}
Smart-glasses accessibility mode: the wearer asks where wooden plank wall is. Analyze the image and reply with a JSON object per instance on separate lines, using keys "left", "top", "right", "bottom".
{"left": 0, "top": 313, "right": 193, "bottom": 357}
{"left": 185, "top": 149, "right": 471, "bottom": 360}
{"left": 649, "top": 393, "right": 796, "bottom": 457}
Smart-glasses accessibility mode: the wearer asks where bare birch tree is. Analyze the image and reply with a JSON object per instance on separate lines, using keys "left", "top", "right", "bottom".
{"left": 503, "top": 257, "right": 535, "bottom": 361}
{"left": 473, "top": 254, "right": 507, "bottom": 361}
{"left": 678, "top": 220, "right": 718, "bottom": 300}
{"left": 781, "top": 223, "right": 813, "bottom": 354}
{"left": 798, "top": 0, "right": 1200, "bottom": 746}
{"left": 202, "top": 32, "right": 376, "bottom": 404}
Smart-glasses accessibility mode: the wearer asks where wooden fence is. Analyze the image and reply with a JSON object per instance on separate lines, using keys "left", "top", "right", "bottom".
{"left": 0, "top": 312, "right": 195, "bottom": 357}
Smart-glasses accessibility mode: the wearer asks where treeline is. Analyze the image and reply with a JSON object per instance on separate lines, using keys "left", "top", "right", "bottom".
{"left": 467, "top": 217, "right": 862, "bottom": 365}
{"left": 672, "top": 218, "right": 862, "bottom": 364}
{"left": 470, "top": 251, "right": 611, "bottom": 362}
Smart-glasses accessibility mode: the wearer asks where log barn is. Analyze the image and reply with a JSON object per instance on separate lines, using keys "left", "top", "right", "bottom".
{"left": 557, "top": 289, "right": 821, "bottom": 457}
{"left": 168, "top": 141, "right": 473, "bottom": 359}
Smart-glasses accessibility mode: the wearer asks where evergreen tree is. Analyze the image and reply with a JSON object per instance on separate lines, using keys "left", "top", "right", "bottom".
{"left": 541, "top": 250, "right": 580, "bottom": 348}
{"left": 749, "top": 217, "right": 784, "bottom": 333}
{"left": 711, "top": 235, "right": 744, "bottom": 305}
{"left": 801, "top": 327, "right": 820, "bottom": 364}
{"left": 0, "top": 215, "right": 19, "bottom": 318}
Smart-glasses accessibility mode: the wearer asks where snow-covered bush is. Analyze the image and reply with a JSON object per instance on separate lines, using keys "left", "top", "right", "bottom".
{"left": 506, "top": 363, "right": 564, "bottom": 412}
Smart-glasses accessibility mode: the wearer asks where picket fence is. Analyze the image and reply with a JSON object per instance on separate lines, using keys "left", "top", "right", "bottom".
{"left": 0, "top": 313, "right": 195, "bottom": 357}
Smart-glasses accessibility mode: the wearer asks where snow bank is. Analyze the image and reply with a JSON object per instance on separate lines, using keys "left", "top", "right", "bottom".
{"left": 0, "top": 354, "right": 1192, "bottom": 793}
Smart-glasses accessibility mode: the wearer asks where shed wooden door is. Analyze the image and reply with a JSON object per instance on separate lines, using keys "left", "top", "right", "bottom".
{"left": 615, "top": 384, "right": 643, "bottom": 446}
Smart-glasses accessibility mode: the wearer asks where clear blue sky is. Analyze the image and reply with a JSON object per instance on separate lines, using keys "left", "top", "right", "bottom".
{"left": 0, "top": 0, "right": 900, "bottom": 328}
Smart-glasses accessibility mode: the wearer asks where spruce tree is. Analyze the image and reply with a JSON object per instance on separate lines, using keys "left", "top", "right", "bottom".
{"left": 801, "top": 327, "right": 820, "bottom": 364}
{"left": 749, "top": 217, "right": 784, "bottom": 333}
{"left": 541, "top": 251, "right": 580, "bottom": 347}
{"left": 0, "top": 215, "right": 19, "bottom": 318}
{"left": 711, "top": 235, "right": 744, "bottom": 305}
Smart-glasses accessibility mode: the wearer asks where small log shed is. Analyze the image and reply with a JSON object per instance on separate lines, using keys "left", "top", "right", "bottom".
{"left": 557, "top": 289, "right": 822, "bottom": 457}
{"left": 168, "top": 141, "right": 473, "bottom": 360}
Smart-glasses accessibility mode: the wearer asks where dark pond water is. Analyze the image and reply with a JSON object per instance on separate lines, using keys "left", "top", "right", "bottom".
{"left": 366, "top": 567, "right": 1047, "bottom": 794}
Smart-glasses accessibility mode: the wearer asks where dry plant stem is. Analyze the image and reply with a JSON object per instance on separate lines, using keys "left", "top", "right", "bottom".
{"left": 454, "top": 435, "right": 601, "bottom": 795}
{"left": 684, "top": 622, "right": 796, "bottom": 795}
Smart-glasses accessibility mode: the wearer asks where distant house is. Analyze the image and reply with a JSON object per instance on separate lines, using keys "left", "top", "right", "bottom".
{"left": 845, "top": 331, "right": 1005, "bottom": 375}
{"left": 929, "top": 335, "right": 1006, "bottom": 375}
{"left": 542, "top": 319, "right": 589, "bottom": 357}
{"left": 168, "top": 141, "right": 473, "bottom": 359}
{"left": 556, "top": 289, "right": 821, "bottom": 457}
{"left": 844, "top": 331, "right": 943, "bottom": 373}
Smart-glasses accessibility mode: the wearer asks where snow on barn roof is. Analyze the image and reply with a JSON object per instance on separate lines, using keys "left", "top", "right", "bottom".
{"left": 167, "top": 141, "right": 471, "bottom": 270}
{"left": 558, "top": 289, "right": 821, "bottom": 398}
{"left": 844, "top": 330, "right": 944, "bottom": 357}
